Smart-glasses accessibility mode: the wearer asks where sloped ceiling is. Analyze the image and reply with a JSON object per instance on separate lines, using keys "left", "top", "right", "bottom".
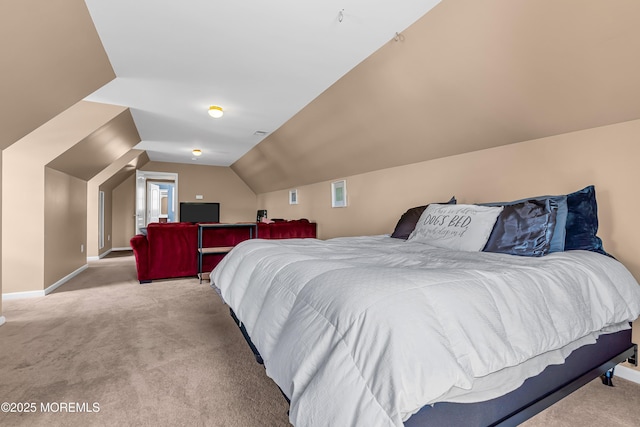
{"left": 100, "top": 151, "right": 150, "bottom": 192}
{"left": 0, "top": 0, "right": 115, "bottom": 150}
{"left": 232, "top": 0, "right": 640, "bottom": 193}
{"left": 47, "top": 109, "right": 141, "bottom": 181}
{"left": 83, "top": 0, "right": 441, "bottom": 167}
{"left": 5, "top": 0, "right": 640, "bottom": 197}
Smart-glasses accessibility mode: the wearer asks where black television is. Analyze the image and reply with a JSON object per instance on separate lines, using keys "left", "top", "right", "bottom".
{"left": 179, "top": 202, "right": 220, "bottom": 223}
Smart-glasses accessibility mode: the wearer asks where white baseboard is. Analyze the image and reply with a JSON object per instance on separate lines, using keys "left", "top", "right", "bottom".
{"left": 87, "top": 249, "right": 111, "bottom": 262}
{"left": 45, "top": 264, "right": 88, "bottom": 295}
{"left": 111, "top": 247, "right": 132, "bottom": 251}
{"left": 0, "top": 316, "right": 5, "bottom": 326}
{"left": 616, "top": 365, "right": 640, "bottom": 385}
{"left": 2, "top": 264, "right": 88, "bottom": 300}
{"left": 100, "top": 249, "right": 112, "bottom": 258}
{"left": 87, "top": 247, "right": 132, "bottom": 261}
{"left": 3, "top": 290, "right": 45, "bottom": 300}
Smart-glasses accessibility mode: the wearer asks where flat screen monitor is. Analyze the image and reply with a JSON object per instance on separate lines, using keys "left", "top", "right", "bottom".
{"left": 179, "top": 202, "right": 220, "bottom": 223}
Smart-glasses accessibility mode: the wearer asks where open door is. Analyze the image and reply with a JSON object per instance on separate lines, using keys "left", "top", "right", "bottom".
{"left": 147, "top": 182, "right": 161, "bottom": 225}
{"left": 135, "top": 170, "right": 179, "bottom": 235}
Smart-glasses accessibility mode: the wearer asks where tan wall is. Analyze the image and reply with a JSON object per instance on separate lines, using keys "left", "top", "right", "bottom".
{"left": 1, "top": 0, "right": 114, "bottom": 312}
{"left": 257, "top": 119, "right": 640, "bottom": 361}
{"left": 0, "top": 0, "right": 114, "bottom": 149}
{"left": 2, "top": 102, "right": 128, "bottom": 294}
{"left": 110, "top": 163, "right": 256, "bottom": 247}
{"left": 0, "top": 153, "right": 2, "bottom": 318}
{"left": 86, "top": 151, "right": 147, "bottom": 258}
{"left": 3, "top": 147, "right": 47, "bottom": 293}
{"left": 234, "top": 0, "right": 640, "bottom": 194}
{"left": 140, "top": 162, "right": 257, "bottom": 223}
{"left": 44, "top": 168, "right": 87, "bottom": 286}
{"left": 113, "top": 174, "right": 136, "bottom": 248}
{"left": 258, "top": 119, "right": 640, "bottom": 278}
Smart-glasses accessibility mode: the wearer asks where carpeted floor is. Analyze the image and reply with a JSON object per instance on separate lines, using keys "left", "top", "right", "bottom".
{"left": 102, "top": 249, "right": 134, "bottom": 259}
{"left": 0, "top": 254, "right": 289, "bottom": 427}
{"left": 0, "top": 253, "right": 638, "bottom": 426}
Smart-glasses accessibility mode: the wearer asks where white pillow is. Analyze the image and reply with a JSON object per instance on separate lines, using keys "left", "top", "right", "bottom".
{"left": 407, "top": 203, "right": 504, "bottom": 251}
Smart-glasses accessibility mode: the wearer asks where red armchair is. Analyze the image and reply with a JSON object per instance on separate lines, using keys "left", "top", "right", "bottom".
{"left": 130, "top": 222, "right": 198, "bottom": 283}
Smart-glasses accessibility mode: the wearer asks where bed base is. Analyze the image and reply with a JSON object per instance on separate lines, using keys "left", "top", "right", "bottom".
{"left": 228, "top": 308, "right": 636, "bottom": 426}
{"left": 495, "top": 345, "right": 635, "bottom": 426}
{"left": 405, "top": 330, "right": 636, "bottom": 427}
{"left": 230, "top": 308, "right": 263, "bottom": 364}
{"left": 627, "top": 345, "right": 638, "bottom": 366}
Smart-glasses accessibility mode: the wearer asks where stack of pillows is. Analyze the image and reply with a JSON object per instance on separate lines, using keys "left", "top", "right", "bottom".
{"left": 391, "top": 185, "right": 608, "bottom": 257}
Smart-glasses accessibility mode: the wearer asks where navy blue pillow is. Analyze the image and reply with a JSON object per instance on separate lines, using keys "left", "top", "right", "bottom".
{"left": 482, "top": 200, "right": 558, "bottom": 257}
{"left": 391, "top": 197, "right": 457, "bottom": 239}
{"left": 564, "top": 185, "right": 608, "bottom": 256}
{"left": 490, "top": 195, "right": 567, "bottom": 253}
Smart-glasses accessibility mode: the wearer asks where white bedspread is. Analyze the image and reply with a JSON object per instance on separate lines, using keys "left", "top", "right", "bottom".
{"left": 211, "top": 235, "right": 640, "bottom": 427}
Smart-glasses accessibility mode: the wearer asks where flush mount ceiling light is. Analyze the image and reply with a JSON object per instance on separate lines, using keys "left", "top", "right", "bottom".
{"left": 192, "top": 149, "right": 202, "bottom": 156}
{"left": 208, "top": 105, "right": 223, "bottom": 118}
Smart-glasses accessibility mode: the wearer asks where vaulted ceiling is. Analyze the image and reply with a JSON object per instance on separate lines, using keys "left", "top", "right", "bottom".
{"left": 0, "top": 0, "right": 114, "bottom": 150}
{"left": 232, "top": 0, "right": 640, "bottom": 192}
{"left": 3, "top": 1, "right": 640, "bottom": 194}
{"left": 83, "top": 0, "right": 441, "bottom": 166}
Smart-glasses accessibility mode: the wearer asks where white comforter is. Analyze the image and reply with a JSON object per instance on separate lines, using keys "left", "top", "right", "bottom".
{"left": 211, "top": 235, "right": 640, "bottom": 427}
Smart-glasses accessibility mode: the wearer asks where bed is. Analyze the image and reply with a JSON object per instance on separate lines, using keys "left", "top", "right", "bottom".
{"left": 210, "top": 186, "right": 640, "bottom": 426}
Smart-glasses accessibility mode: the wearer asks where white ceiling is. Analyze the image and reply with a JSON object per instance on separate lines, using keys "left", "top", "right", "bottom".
{"left": 83, "top": 0, "right": 441, "bottom": 167}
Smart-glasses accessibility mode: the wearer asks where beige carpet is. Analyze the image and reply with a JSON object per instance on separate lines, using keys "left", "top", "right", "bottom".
{"left": 0, "top": 253, "right": 638, "bottom": 427}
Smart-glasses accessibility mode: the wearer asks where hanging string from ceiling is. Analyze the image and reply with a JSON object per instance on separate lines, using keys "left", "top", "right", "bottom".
{"left": 394, "top": 32, "right": 405, "bottom": 42}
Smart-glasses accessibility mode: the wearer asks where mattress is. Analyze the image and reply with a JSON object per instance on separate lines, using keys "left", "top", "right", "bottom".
{"left": 211, "top": 235, "right": 640, "bottom": 427}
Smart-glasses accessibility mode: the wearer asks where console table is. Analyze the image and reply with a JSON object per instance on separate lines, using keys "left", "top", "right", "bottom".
{"left": 197, "top": 222, "right": 258, "bottom": 282}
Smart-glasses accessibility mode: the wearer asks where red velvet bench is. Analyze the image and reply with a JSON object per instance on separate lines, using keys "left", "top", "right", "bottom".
{"left": 130, "top": 219, "right": 317, "bottom": 283}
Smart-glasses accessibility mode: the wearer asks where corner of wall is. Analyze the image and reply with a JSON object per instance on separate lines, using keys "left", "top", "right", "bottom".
{"left": 1, "top": 150, "right": 3, "bottom": 321}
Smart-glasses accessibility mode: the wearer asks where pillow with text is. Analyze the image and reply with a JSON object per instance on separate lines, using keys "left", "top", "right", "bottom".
{"left": 408, "top": 203, "right": 503, "bottom": 251}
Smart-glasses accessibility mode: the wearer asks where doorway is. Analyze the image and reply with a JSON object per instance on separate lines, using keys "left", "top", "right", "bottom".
{"left": 135, "top": 170, "right": 178, "bottom": 235}
{"left": 147, "top": 181, "right": 176, "bottom": 223}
